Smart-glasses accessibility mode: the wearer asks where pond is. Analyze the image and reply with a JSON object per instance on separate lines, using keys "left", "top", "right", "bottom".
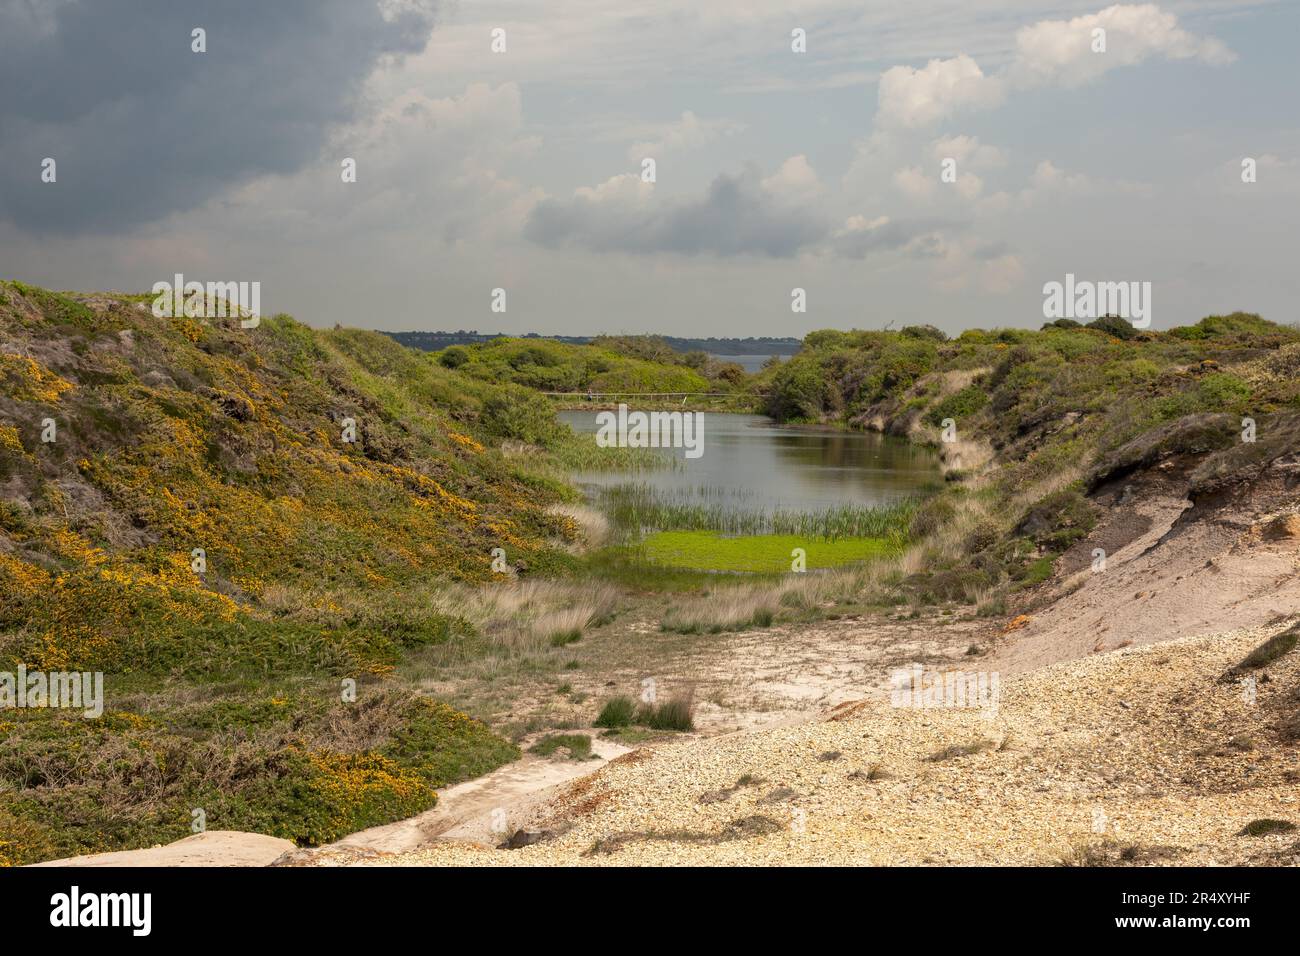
{"left": 559, "top": 410, "right": 941, "bottom": 542}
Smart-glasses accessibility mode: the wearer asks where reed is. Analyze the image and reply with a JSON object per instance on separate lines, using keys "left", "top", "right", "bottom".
{"left": 596, "top": 483, "right": 916, "bottom": 541}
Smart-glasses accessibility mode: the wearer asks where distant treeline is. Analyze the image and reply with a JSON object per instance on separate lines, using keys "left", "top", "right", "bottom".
{"left": 385, "top": 330, "right": 803, "bottom": 357}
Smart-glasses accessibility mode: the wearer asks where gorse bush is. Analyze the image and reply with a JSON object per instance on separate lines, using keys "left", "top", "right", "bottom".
{"left": 0, "top": 691, "right": 518, "bottom": 864}
{"left": 0, "top": 284, "right": 584, "bottom": 677}
{"left": 0, "top": 283, "right": 581, "bottom": 862}
{"left": 760, "top": 312, "right": 1297, "bottom": 443}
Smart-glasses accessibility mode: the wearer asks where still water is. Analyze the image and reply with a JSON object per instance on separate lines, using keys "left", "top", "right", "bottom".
{"left": 559, "top": 411, "right": 940, "bottom": 515}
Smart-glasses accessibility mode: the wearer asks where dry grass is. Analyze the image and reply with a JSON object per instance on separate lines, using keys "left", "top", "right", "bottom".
{"left": 547, "top": 502, "right": 611, "bottom": 549}
{"left": 658, "top": 554, "right": 912, "bottom": 633}
{"left": 937, "top": 438, "right": 992, "bottom": 476}
{"left": 661, "top": 588, "right": 779, "bottom": 633}
{"left": 462, "top": 580, "right": 619, "bottom": 652}
{"left": 263, "top": 577, "right": 618, "bottom": 656}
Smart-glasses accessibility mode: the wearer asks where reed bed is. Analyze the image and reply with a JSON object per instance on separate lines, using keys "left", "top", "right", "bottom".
{"left": 596, "top": 482, "right": 917, "bottom": 541}
{"left": 551, "top": 433, "right": 681, "bottom": 472}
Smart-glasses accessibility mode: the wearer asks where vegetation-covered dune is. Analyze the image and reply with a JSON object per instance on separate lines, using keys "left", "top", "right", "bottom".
{"left": 433, "top": 334, "right": 747, "bottom": 397}
{"left": 754, "top": 314, "right": 1300, "bottom": 613}
{"left": 0, "top": 282, "right": 594, "bottom": 864}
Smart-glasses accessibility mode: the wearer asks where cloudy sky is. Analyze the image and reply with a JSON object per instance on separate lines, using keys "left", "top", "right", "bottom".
{"left": 1, "top": 0, "right": 1296, "bottom": 336}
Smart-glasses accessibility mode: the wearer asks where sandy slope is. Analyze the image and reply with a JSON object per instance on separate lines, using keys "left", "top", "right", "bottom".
{"left": 991, "top": 490, "right": 1300, "bottom": 675}
{"left": 368, "top": 624, "right": 1300, "bottom": 866}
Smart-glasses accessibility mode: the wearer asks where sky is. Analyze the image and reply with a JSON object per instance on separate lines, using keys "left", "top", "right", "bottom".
{"left": 1, "top": 0, "right": 1297, "bottom": 337}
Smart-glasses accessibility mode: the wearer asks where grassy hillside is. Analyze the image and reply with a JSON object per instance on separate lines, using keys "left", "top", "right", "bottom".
{"left": 0, "top": 281, "right": 592, "bottom": 864}
{"left": 434, "top": 335, "right": 723, "bottom": 395}
{"left": 757, "top": 313, "right": 1300, "bottom": 611}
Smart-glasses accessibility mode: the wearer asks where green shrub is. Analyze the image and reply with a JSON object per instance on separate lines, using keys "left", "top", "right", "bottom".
{"left": 594, "top": 695, "right": 637, "bottom": 728}
{"left": 480, "top": 386, "right": 565, "bottom": 446}
{"left": 1169, "top": 312, "right": 1284, "bottom": 346}
{"left": 1195, "top": 373, "right": 1253, "bottom": 413}
{"left": 438, "top": 345, "right": 469, "bottom": 368}
{"left": 548, "top": 628, "right": 583, "bottom": 647}
{"left": 901, "top": 324, "right": 947, "bottom": 342}
{"left": 926, "top": 385, "right": 988, "bottom": 427}
{"left": 765, "top": 355, "right": 829, "bottom": 421}
{"left": 637, "top": 695, "right": 695, "bottom": 731}
{"left": 1086, "top": 315, "right": 1139, "bottom": 339}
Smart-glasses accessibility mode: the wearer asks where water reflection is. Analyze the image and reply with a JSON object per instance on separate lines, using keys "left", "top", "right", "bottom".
{"left": 558, "top": 411, "right": 940, "bottom": 514}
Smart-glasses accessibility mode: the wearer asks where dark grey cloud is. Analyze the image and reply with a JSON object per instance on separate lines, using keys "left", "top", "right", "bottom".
{"left": 972, "top": 239, "right": 1013, "bottom": 260}
{"left": 526, "top": 166, "right": 829, "bottom": 258}
{"left": 0, "top": 0, "right": 437, "bottom": 234}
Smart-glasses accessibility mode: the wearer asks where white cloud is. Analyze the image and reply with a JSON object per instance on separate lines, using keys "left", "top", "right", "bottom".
{"left": 195, "top": 82, "right": 544, "bottom": 244}
{"left": 762, "top": 154, "right": 822, "bottom": 201}
{"left": 955, "top": 172, "right": 985, "bottom": 201}
{"left": 876, "top": 54, "right": 1004, "bottom": 128}
{"left": 874, "top": 4, "right": 1233, "bottom": 129}
{"left": 830, "top": 214, "right": 949, "bottom": 259}
{"left": 891, "top": 136, "right": 1000, "bottom": 204}
{"left": 1013, "top": 158, "right": 1150, "bottom": 204}
{"left": 1011, "top": 3, "right": 1235, "bottom": 88}
{"left": 573, "top": 173, "right": 655, "bottom": 206}
{"left": 528, "top": 157, "right": 948, "bottom": 262}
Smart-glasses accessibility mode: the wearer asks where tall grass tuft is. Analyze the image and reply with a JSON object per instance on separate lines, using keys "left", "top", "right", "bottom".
{"left": 594, "top": 695, "right": 637, "bottom": 728}
{"left": 637, "top": 694, "right": 695, "bottom": 731}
